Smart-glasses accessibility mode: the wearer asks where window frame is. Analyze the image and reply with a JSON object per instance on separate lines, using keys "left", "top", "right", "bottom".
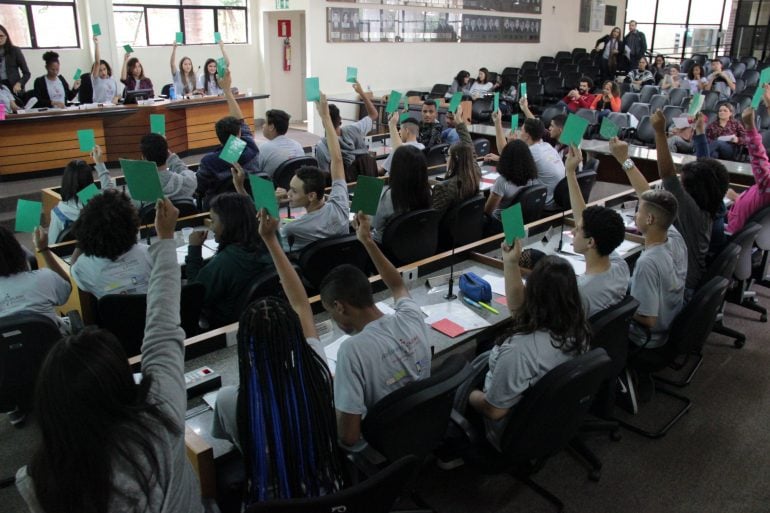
{"left": 111, "top": 1, "right": 249, "bottom": 47}
{"left": 1, "top": 0, "right": 80, "bottom": 49}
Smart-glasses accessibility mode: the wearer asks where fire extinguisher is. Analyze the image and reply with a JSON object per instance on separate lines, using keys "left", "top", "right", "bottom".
{"left": 283, "top": 37, "right": 291, "bottom": 72}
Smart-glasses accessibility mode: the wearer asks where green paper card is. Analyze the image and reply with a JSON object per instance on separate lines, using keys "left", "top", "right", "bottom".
{"left": 559, "top": 114, "right": 589, "bottom": 146}
{"left": 92, "top": 23, "right": 101, "bottom": 36}
{"left": 346, "top": 66, "right": 358, "bottom": 83}
{"left": 350, "top": 175, "right": 384, "bottom": 216}
{"left": 399, "top": 112, "right": 410, "bottom": 123}
{"left": 219, "top": 135, "right": 247, "bottom": 164}
{"left": 120, "top": 159, "right": 164, "bottom": 202}
{"left": 15, "top": 199, "right": 42, "bottom": 233}
{"left": 760, "top": 67, "right": 770, "bottom": 87}
{"left": 751, "top": 86, "right": 765, "bottom": 110}
{"left": 599, "top": 117, "right": 619, "bottom": 139}
{"left": 688, "top": 92, "right": 703, "bottom": 115}
{"left": 175, "top": 32, "right": 183, "bottom": 44}
{"left": 510, "top": 113, "right": 519, "bottom": 132}
{"left": 385, "top": 90, "right": 402, "bottom": 114}
{"left": 216, "top": 57, "right": 226, "bottom": 78}
{"left": 248, "top": 175, "right": 279, "bottom": 218}
{"left": 77, "top": 129, "right": 96, "bottom": 152}
{"left": 150, "top": 114, "right": 166, "bottom": 136}
{"left": 76, "top": 183, "right": 99, "bottom": 205}
{"left": 501, "top": 203, "right": 526, "bottom": 246}
{"left": 214, "top": 32, "right": 222, "bottom": 43}
{"left": 448, "top": 92, "right": 462, "bottom": 113}
{"left": 493, "top": 92, "right": 500, "bottom": 113}
{"left": 305, "top": 77, "right": 320, "bottom": 102}
{"left": 123, "top": 44, "right": 133, "bottom": 54}
{"left": 73, "top": 68, "right": 82, "bottom": 81}
{"left": 520, "top": 82, "right": 527, "bottom": 98}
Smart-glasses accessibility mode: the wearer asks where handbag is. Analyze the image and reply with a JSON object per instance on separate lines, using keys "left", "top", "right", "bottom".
{"left": 459, "top": 272, "right": 492, "bottom": 303}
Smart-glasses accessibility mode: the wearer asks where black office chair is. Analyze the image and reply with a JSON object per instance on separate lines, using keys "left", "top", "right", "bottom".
{"left": 428, "top": 83, "right": 449, "bottom": 99}
{"left": 97, "top": 282, "right": 205, "bottom": 357}
{"left": 78, "top": 72, "right": 93, "bottom": 103}
{"left": 619, "top": 277, "right": 730, "bottom": 439}
{"left": 619, "top": 92, "right": 640, "bottom": 113}
{"left": 234, "top": 266, "right": 291, "bottom": 317}
{"left": 742, "top": 69, "right": 760, "bottom": 89}
{"left": 627, "top": 115, "right": 655, "bottom": 147}
{"left": 138, "top": 199, "right": 199, "bottom": 240}
{"left": 543, "top": 77, "right": 565, "bottom": 104}
{"left": 667, "top": 87, "right": 689, "bottom": 107}
{"left": 509, "top": 184, "right": 548, "bottom": 223}
{"left": 471, "top": 97, "right": 494, "bottom": 123}
{"left": 627, "top": 102, "right": 650, "bottom": 121}
{"left": 245, "top": 456, "right": 420, "bottom": 513}
{"left": 472, "top": 138, "right": 490, "bottom": 157}
{"left": 639, "top": 85, "right": 659, "bottom": 104}
{"left": 425, "top": 144, "right": 448, "bottom": 168}
{"left": 547, "top": 171, "right": 596, "bottom": 212}
{"left": 381, "top": 209, "right": 441, "bottom": 266}
{"left": 298, "top": 234, "right": 370, "bottom": 291}
{"left": 648, "top": 94, "right": 669, "bottom": 113}
{"left": 438, "top": 194, "right": 485, "bottom": 251}
{"left": 272, "top": 156, "right": 318, "bottom": 190}
{"left": 702, "top": 90, "right": 722, "bottom": 112}
{"left": 55, "top": 224, "right": 77, "bottom": 244}
{"left": 160, "top": 83, "right": 173, "bottom": 97}
{"left": 539, "top": 105, "right": 567, "bottom": 130}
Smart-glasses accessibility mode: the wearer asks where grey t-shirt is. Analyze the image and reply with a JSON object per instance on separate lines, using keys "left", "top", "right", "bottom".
{"left": 628, "top": 226, "right": 687, "bottom": 347}
{"left": 663, "top": 175, "right": 711, "bottom": 290}
{"left": 71, "top": 243, "right": 153, "bottom": 299}
{"left": 578, "top": 252, "right": 630, "bottom": 318}
{"left": 528, "top": 141, "right": 565, "bottom": 208}
{"left": 372, "top": 187, "right": 395, "bottom": 243}
{"left": 0, "top": 268, "right": 71, "bottom": 331}
{"left": 91, "top": 75, "right": 119, "bottom": 103}
{"left": 258, "top": 135, "right": 305, "bottom": 178}
{"left": 316, "top": 116, "right": 374, "bottom": 172}
{"left": 490, "top": 176, "right": 539, "bottom": 220}
{"left": 280, "top": 179, "right": 350, "bottom": 251}
{"left": 483, "top": 331, "right": 575, "bottom": 450}
{"left": 45, "top": 76, "right": 65, "bottom": 104}
{"left": 334, "top": 296, "right": 432, "bottom": 416}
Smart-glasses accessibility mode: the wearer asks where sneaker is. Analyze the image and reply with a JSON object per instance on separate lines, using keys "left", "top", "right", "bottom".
{"left": 8, "top": 408, "right": 27, "bottom": 427}
{"left": 615, "top": 369, "right": 638, "bottom": 415}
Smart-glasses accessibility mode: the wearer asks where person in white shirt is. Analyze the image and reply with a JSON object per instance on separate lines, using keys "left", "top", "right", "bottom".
{"left": 379, "top": 114, "right": 425, "bottom": 175}
{"left": 197, "top": 40, "right": 230, "bottom": 96}
{"left": 258, "top": 108, "right": 305, "bottom": 178}
{"left": 519, "top": 118, "right": 566, "bottom": 209}
{"left": 48, "top": 159, "right": 96, "bottom": 244}
{"left": 90, "top": 36, "right": 120, "bottom": 104}
{"left": 469, "top": 67, "right": 495, "bottom": 98}
{"left": 169, "top": 41, "right": 200, "bottom": 97}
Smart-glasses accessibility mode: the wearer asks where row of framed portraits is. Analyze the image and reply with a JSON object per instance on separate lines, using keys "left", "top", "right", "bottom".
{"left": 327, "top": 8, "right": 541, "bottom": 43}
{"left": 331, "top": 0, "right": 543, "bottom": 15}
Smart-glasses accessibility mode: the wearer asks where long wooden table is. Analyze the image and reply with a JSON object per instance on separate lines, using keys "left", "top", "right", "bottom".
{"left": 0, "top": 94, "right": 267, "bottom": 178}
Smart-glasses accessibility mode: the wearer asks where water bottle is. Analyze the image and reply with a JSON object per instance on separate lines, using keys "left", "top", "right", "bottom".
{"left": 169, "top": 85, "right": 176, "bottom": 100}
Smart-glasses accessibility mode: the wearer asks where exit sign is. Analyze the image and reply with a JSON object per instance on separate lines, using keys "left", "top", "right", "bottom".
{"left": 276, "top": 0, "right": 289, "bottom": 8}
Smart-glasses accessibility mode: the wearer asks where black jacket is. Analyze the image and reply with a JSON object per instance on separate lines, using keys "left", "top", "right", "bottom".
{"left": 32, "top": 75, "right": 79, "bottom": 108}
{"left": 0, "top": 45, "right": 31, "bottom": 89}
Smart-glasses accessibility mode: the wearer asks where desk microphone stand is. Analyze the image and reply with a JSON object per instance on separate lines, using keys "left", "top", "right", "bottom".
{"left": 444, "top": 241, "right": 458, "bottom": 300}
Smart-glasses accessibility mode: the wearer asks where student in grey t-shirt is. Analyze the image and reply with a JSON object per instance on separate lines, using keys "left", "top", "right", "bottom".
{"left": 520, "top": 118, "right": 565, "bottom": 209}
{"left": 258, "top": 109, "right": 305, "bottom": 178}
{"left": 325, "top": 213, "right": 431, "bottom": 447}
{"left": 90, "top": 36, "right": 120, "bottom": 104}
{"left": 379, "top": 114, "right": 424, "bottom": 175}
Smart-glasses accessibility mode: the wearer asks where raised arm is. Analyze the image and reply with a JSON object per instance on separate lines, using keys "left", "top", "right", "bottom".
{"left": 120, "top": 51, "right": 130, "bottom": 82}
{"left": 651, "top": 110, "right": 676, "bottom": 180}
{"left": 501, "top": 239, "right": 525, "bottom": 315}
{"left": 355, "top": 212, "right": 409, "bottom": 300}
{"left": 91, "top": 145, "right": 116, "bottom": 190}
{"left": 693, "top": 112, "right": 709, "bottom": 158}
{"left": 352, "top": 80, "right": 378, "bottom": 121}
{"left": 518, "top": 97, "right": 535, "bottom": 119}
{"left": 169, "top": 41, "right": 178, "bottom": 76}
{"left": 258, "top": 209, "right": 317, "bottom": 339}
{"left": 564, "top": 145, "right": 586, "bottom": 220}
{"left": 609, "top": 137, "right": 650, "bottom": 195}
{"left": 91, "top": 36, "right": 101, "bottom": 77}
{"left": 231, "top": 162, "right": 248, "bottom": 196}
{"left": 388, "top": 111, "right": 402, "bottom": 150}
{"left": 454, "top": 104, "right": 473, "bottom": 145}
{"left": 316, "top": 92, "right": 344, "bottom": 182}
{"left": 218, "top": 70, "right": 242, "bottom": 119}
{"left": 218, "top": 40, "right": 230, "bottom": 68}
{"left": 492, "top": 110, "right": 507, "bottom": 155}
{"left": 33, "top": 227, "right": 70, "bottom": 284}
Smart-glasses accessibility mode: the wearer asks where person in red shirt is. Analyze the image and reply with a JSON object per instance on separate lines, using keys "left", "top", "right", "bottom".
{"left": 557, "top": 76, "right": 596, "bottom": 113}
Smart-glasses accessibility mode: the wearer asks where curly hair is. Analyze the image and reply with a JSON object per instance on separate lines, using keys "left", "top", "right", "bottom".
{"left": 680, "top": 158, "right": 729, "bottom": 218}
{"left": 72, "top": 189, "right": 140, "bottom": 260}
{"left": 498, "top": 140, "right": 538, "bottom": 186}
{"left": 0, "top": 226, "right": 27, "bottom": 277}
{"left": 582, "top": 206, "right": 626, "bottom": 256}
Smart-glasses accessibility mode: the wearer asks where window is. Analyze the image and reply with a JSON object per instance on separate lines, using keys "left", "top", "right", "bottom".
{"left": 0, "top": 1, "right": 79, "bottom": 49}
{"left": 112, "top": 0, "right": 248, "bottom": 47}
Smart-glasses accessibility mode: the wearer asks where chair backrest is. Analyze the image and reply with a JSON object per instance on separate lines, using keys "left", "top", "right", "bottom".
{"left": 78, "top": 72, "right": 94, "bottom": 103}
{"left": 667, "top": 277, "right": 729, "bottom": 356}
{"left": 648, "top": 94, "right": 669, "bottom": 112}
{"left": 160, "top": 83, "right": 172, "bottom": 97}
{"left": 236, "top": 266, "right": 285, "bottom": 314}
{"left": 429, "top": 83, "right": 449, "bottom": 98}
{"left": 509, "top": 184, "right": 548, "bottom": 223}
{"left": 702, "top": 90, "right": 722, "bottom": 112}
{"left": 701, "top": 242, "right": 740, "bottom": 289}
{"left": 731, "top": 62, "right": 747, "bottom": 79}
{"left": 472, "top": 138, "right": 491, "bottom": 157}
{"left": 628, "top": 102, "right": 650, "bottom": 120}
{"left": 733, "top": 93, "right": 753, "bottom": 113}
{"left": 555, "top": 51, "right": 572, "bottom": 61}
{"left": 362, "top": 354, "right": 470, "bottom": 462}
{"left": 607, "top": 112, "right": 631, "bottom": 129}
{"left": 667, "top": 87, "right": 689, "bottom": 107}
{"left": 544, "top": 77, "right": 565, "bottom": 97}
{"left": 97, "top": 282, "right": 205, "bottom": 357}
{"left": 741, "top": 56, "right": 757, "bottom": 70}
{"left": 730, "top": 222, "right": 762, "bottom": 281}
{"left": 438, "top": 194, "right": 485, "bottom": 249}
{"left": 425, "top": 143, "right": 449, "bottom": 167}
{"left": 381, "top": 208, "right": 441, "bottom": 266}
{"left": 620, "top": 92, "right": 640, "bottom": 113}
{"left": 244, "top": 455, "right": 419, "bottom": 513}
{"left": 743, "top": 69, "right": 760, "bottom": 88}
{"left": 763, "top": 129, "right": 770, "bottom": 152}
{"left": 272, "top": 156, "right": 317, "bottom": 190}
{"left": 576, "top": 170, "right": 597, "bottom": 202}
{"left": 681, "top": 58, "right": 695, "bottom": 74}
{"left": 500, "top": 349, "right": 612, "bottom": 461}
{"left": 521, "top": 60, "right": 538, "bottom": 71}
{"left": 551, "top": 176, "right": 570, "bottom": 211}
{"left": 691, "top": 54, "right": 707, "bottom": 65}
{"left": 471, "top": 97, "right": 493, "bottom": 123}
{"left": 575, "top": 108, "right": 598, "bottom": 129}
{"left": 0, "top": 313, "right": 61, "bottom": 411}
{"left": 758, "top": 103, "right": 770, "bottom": 130}
{"left": 639, "top": 85, "right": 659, "bottom": 103}
{"left": 589, "top": 296, "right": 640, "bottom": 378}
{"left": 298, "top": 234, "right": 370, "bottom": 291}
{"left": 662, "top": 105, "right": 684, "bottom": 127}
{"left": 540, "top": 105, "right": 566, "bottom": 129}
{"left": 55, "top": 224, "right": 77, "bottom": 244}
{"left": 634, "top": 116, "right": 655, "bottom": 145}
{"left": 550, "top": 170, "right": 595, "bottom": 211}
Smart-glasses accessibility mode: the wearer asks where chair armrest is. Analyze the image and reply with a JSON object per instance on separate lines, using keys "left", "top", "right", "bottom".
{"left": 338, "top": 439, "right": 387, "bottom": 481}
{"left": 65, "top": 310, "right": 84, "bottom": 334}
{"left": 185, "top": 426, "right": 217, "bottom": 498}
{"left": 449, "top": 408, "right": 482, "bottom": 447}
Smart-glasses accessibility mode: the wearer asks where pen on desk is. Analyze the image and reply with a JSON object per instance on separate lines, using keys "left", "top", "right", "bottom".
{"left": 462, "top": 296, "right": 482, "bottom": 309}
{"left": 478, "top": 301, "right": 500, "bottom": 315}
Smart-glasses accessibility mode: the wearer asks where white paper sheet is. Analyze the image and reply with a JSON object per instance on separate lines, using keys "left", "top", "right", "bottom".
{"left": 672, "top": 116, "right": 691, "bottom": 129}
{"left": 421, "top": 302, "right": 491, "bottom": 331}
{"left": 717, "top": 135, "right": 735, "bottom": 142}
{"left": 480, "top": 274, "right": 507, "bottom": 296}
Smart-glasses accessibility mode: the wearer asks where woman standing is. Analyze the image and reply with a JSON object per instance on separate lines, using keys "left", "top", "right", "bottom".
{"left": 0, "top": 24, "right": 31, "bottom": 99}
{"left": 169, "top": 41, "right": 199, "bottom": 97}
{"left": 595, "top": 26, "right": 623, "bottom": 81}
{"left": 121, "top": 50, "right": 154, "bottom": 97}
{"left": 90, "top": 36, "right": 120, "bottom": 104}
{"left": 32, "top": 52, "right": 80, "bottom": 108}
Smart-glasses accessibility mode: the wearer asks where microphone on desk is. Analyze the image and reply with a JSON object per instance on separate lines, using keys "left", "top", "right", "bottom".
{"left": 557, "top": 210, "right": 566, "bottom": 253}
{"left": 444, "top": 239, "right": 458, "bottom": 301}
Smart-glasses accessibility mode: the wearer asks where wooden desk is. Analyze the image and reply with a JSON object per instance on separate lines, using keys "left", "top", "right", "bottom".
{"left": 0, "top": 94, "right": 267, "bottom": 178}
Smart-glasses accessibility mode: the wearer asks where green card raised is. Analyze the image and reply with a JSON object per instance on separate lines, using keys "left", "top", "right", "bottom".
{"left": 350, "top": 175, "right": 385, "bottom": 216}
{"left": 216, "top": 57, "right": 226, "bottom": 78}
{"left": 123, "top": 44, "right": 133, "bottom": 54}
{"left": 385, "top": 90, "right": 402, "bottom": 114}
{"left": 15, "top": 199, "right": 42, "bottom": 233}
{"left": 399, "top": 112, "right": 410, "bottom": 123}
{"left": 248, "top": 175, "right": 279, "bottom": 218}
{"left": 214, "top": 32, "right": 222, "bottom": 43}
{"left": 448, "top": 92, "right": 462, "bottom": 113}
{"left": 92, "top": 23, "right": 101, "bottom": 36}
{"left": 501, "top": 203, "right": 526, "bottom": 246}
{"left": 305, "top": 77, "right": 321, "bottom": 102}
{"left": 688, "top": 92, "right": 704, "bottom": 116}
{"left": 120, "top": 159, "right": 164, "bottom": 202}
{"left": 520, "top": 82, "right": 527, "bottom": 98}
{"left": 510, "top": 113, "right": 519, "bottom": 132}
{"left": 150, "top": 114, "right": 166, "bottom": 136}
{"left": 77, "top": 129, "right": 96, "bottom": 152}
{"left": 760, "top": 67, "right": 770, "bottom": 87}
{"left": 219, "top": 135, "right": 247, "bottom": 164}
{"left": 493, "top": 92, "right": 500, "bottom": 113}
{"left": 73, "top": 68, "right": 82, "bottom": 81}
{"left": 559, "top": 114, "right": 589, "bottom": 146}
{"left": 175, "top": 32, "right": 184, "bottom": 44}
{"left": 599, "top": 117, "right": 619, "bottom": 139}
{"left": 76, "top": 183, "right": 100, "bottom": 205}
{"left": 346, "top": 66, "right": 358, "bottom": 83}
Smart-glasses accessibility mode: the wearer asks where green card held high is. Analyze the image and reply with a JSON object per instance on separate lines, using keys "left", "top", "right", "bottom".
{"left": 501, "top": 203, "right": 526, "bottom": 246}
{"left": 448, "top": 92, "right": 463, "bottom": 113}
{"left": 760, "top": 67, "right": 770, "bottom": 87}
{"left": 216, "top": 57, "right": 227, "bottom": 78}
{"left": 510, "top": 113, "right": 519, "bottom": 132}
{"left": 214, "top": 32, "right": 222, "bottom": 43}
{"left": 73, "top": 68, "right": 82, "bottom": 81}
{"left": 305, "top": 77, "right": 321, "bottom": 102}
{"left": 559, "top": 114, "right": 589, "bottom": 146}
{"left": 92, "top": 23, "right": 101, "bottom": 36}
{"left": 385, "top": 90, "right": 402, "bottom": 114}
{"left": 176, "top": 32, "right": 184, "bottom": 44}
{"left": 120, "top": 159, "right": 164, "bottom": 202}
{"left": 350, "top": 175, "right": 385, "bottom": 216}
{"left": 493, "top": 92, "right": 500, "bottom": 113}
{"left": 150, "top": 114, "right": 166, "bottom": 136}
{"left": 520, "top": 82, "right": 527, "bottom": 99}
{"left": 248, "top": 175, "right": 279, "bottom": 218}
{"left": 123, "top": 44, "right": 133, "bottom": 54}
{"left": 76, "top": 183, "right": 100, "bottom": 205}
{"left": 220, "top": 135, "right": 247, "bottom": 164}
{"left": 599, "top": 117, "right": 619, "bottom": 139}
{"left": 77, "top": 129, "right": 96, "bottom": 152}
{"left": 346, "top": 66, "right": 358, "bottom": 83}
{"left": 688, "top": 92, "right": 704, "bottom": 115}
{"left": 15, "top": 199, "right": 42, "bottom": 233}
